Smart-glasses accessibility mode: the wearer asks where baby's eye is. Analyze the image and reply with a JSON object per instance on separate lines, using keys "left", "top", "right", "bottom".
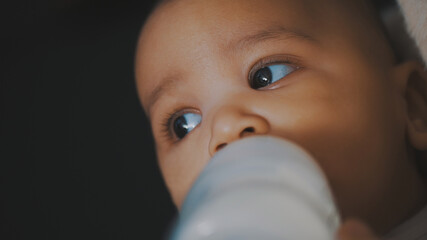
{"left": 172, "top": 112, "right": 202, "bottom": 140}
{"left": 249, "top": 64, "right": 296, "bottom": 89}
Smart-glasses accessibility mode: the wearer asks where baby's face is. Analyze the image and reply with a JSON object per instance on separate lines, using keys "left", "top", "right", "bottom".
{"left": 136, "top": 0, "right": 424, "bottom": 233}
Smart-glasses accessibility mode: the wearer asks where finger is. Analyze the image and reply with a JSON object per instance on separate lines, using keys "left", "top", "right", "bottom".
{"left": 337, "top": 219, "right": 380, "bottom": 240}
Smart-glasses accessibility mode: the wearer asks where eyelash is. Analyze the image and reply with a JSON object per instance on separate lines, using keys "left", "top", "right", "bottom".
{"left": 248, "top": 55, "right": 301, "bottom": 85}
{"left": 160, "top": 55, "right": 302, "bottom": 142}
{"left": 161, "top": 108, "right": 181, "bottom": 142}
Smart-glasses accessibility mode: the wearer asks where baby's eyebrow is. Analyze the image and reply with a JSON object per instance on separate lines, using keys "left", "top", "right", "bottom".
{"left": 227, "top": 25, "right": 317, "bottom": 52}
{"left": 144, "top": 74, "right": 181, "bottom": 117}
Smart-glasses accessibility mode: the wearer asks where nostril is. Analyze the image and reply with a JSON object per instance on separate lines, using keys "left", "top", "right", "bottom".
{"left": 216, "top": 143, "right": 227, "bottom": 152}
{"left": 244, "top": 127, "right": 255, "bottom": 133}
{"left": 240, "top": 127, "right": 255, "bottom": 137}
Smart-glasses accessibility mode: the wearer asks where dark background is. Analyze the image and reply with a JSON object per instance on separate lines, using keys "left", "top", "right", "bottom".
{"left": 2, "top": 1, "right": 176, "bottom": 239}
{"left": 1, "top": 0, "right": 395, "bottom": 239}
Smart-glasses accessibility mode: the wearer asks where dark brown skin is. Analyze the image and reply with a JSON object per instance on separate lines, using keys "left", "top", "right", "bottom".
{"left": 135, "top": 0, "right": 427, "bottom": 238}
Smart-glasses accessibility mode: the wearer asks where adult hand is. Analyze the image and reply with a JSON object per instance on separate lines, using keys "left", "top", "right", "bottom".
{"left": 337, "top": 219, "right": 381, "bottom": 240}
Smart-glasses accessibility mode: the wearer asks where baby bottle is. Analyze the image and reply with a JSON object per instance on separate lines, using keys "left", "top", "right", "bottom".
{"left": 169, "top": 136, "right": 341, "bottom": 240}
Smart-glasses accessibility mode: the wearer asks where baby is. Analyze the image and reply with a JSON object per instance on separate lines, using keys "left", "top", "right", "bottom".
{"left": 135, "top": 0, "right": 427, "bottom": 239}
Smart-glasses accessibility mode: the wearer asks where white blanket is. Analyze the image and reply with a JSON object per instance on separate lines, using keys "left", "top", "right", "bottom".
{"left": 397, "top": 0, "right": 427, "bottom": 66}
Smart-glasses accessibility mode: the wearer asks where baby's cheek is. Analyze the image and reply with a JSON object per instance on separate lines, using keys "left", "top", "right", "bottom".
{"left": 290, "top": 105, "right": 403, "bottom": 218}
{"left": 157, "top": 142, "right": 209, "bottom": 208}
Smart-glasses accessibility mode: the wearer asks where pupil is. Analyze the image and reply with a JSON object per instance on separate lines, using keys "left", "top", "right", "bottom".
{"left": 173, "top": 116, "right": 189, "bottom": 139}
{"left": 253, "top": 67, "right": 272, "bottom": 88}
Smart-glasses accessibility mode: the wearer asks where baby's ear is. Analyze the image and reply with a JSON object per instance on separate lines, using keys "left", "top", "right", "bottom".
{"left": 397, "top": 61, "right": 427, "bottom": 150}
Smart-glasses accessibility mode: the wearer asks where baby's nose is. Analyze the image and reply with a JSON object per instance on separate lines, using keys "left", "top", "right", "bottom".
{"left": 208, "top": 106, "right": 270, "bottom": 155}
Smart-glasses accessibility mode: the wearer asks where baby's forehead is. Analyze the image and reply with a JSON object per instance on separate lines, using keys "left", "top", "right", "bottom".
{"left": 140, "top": 0, "right": 377, "bottom": 58}
{"left": 148, "top": 0, "right": 370, "bottom": 23}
